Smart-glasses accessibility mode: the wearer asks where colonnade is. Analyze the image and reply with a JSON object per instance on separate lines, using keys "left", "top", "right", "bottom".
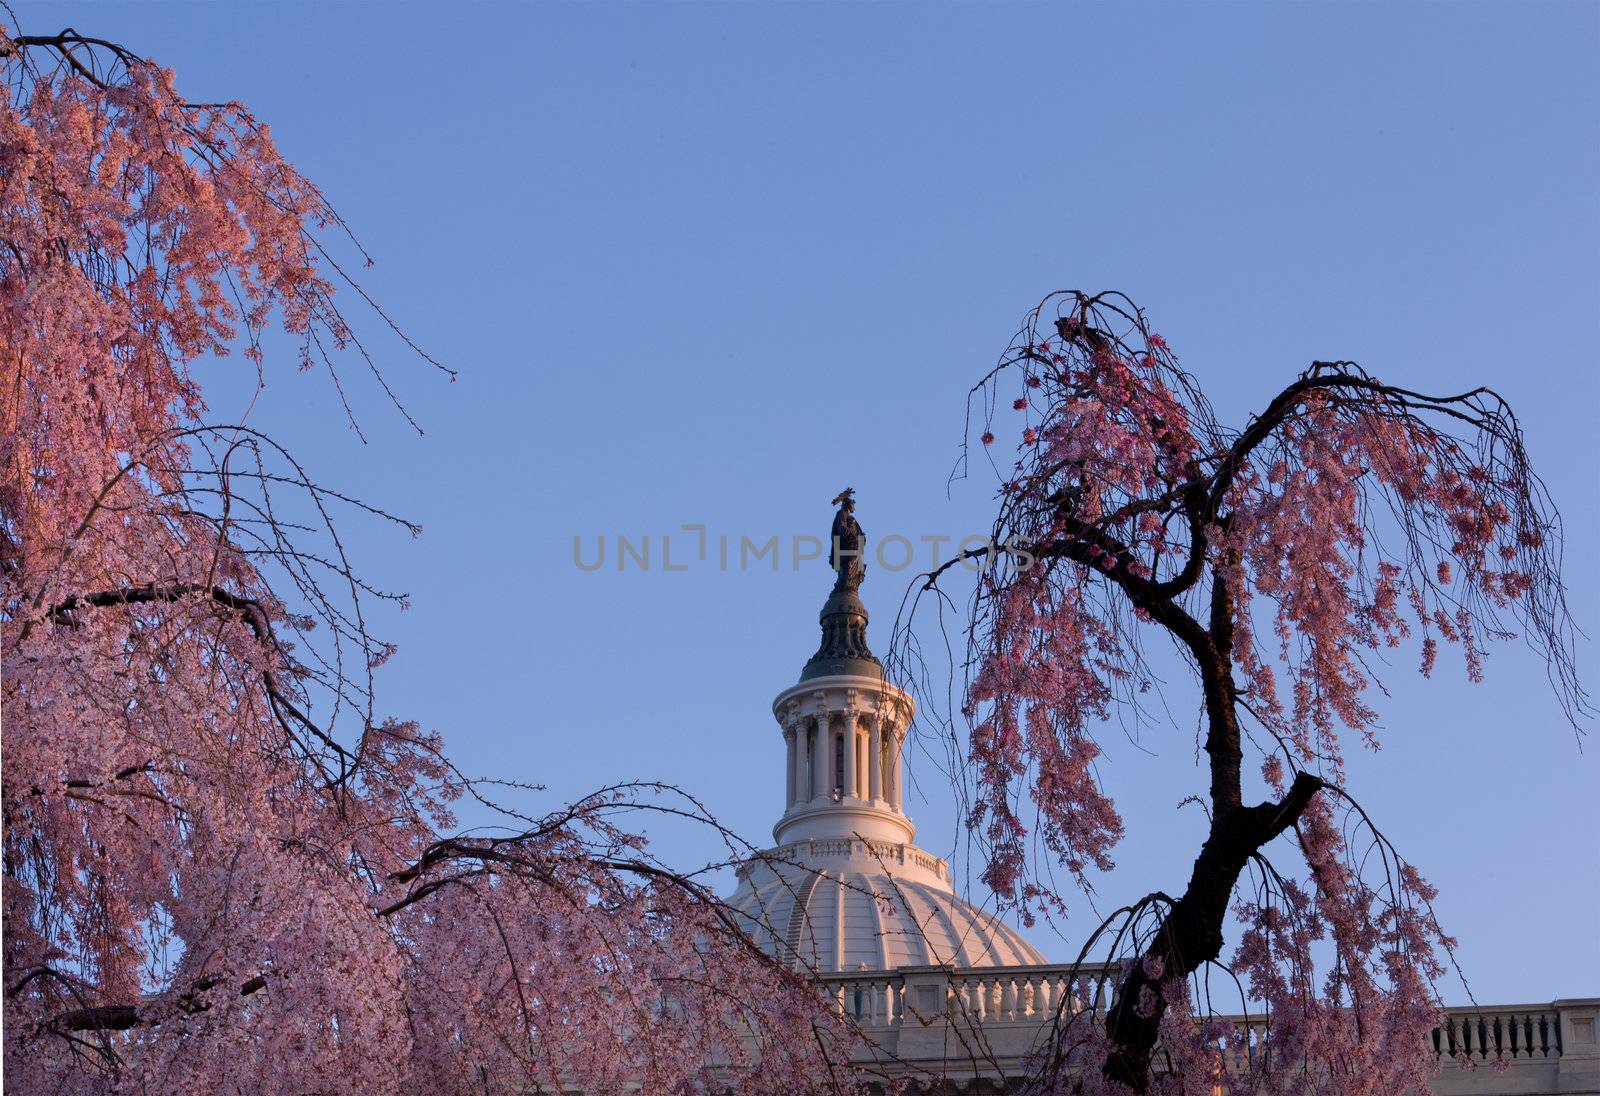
{"left": 782, "top": 707, "right": 904, "bottom": 810}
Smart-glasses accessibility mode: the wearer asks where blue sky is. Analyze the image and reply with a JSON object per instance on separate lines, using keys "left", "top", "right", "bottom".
{"left": 23, "top": 1, "right": 1597, "bottom": 1004}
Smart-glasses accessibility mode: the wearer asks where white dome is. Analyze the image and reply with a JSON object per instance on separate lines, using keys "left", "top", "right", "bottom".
{"left": 727, "top": 839, "right": 1045, "bottom": 972}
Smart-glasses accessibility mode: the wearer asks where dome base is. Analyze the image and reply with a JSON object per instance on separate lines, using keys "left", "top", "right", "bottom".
{"left": 773, "top": 798, "right": 915, "bottom": 847}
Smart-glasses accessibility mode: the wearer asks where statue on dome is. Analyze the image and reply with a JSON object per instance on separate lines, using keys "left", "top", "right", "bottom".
{"left": 829, "top": 488, "right": 865, "bottom": 594}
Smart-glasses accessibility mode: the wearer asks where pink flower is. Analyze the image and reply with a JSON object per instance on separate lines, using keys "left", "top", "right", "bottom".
{"left": 1262, "top": 755, "right": 1284, "bottom": 788}
{"left": 1013, "top": 397, "right": 1028, "bottom": 411}
{"left": 981, "top": 431, "right": 995, "bottom": 446}
{"left": 1023, "top": 428, "right": 1038, "bottom": 444}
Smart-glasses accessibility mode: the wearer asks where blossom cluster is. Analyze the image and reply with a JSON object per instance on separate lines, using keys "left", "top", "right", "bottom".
{"left": 1, "top": 33, "right": 858, "bottom": 1094}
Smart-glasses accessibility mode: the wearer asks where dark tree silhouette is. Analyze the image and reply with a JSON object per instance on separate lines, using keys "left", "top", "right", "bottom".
{"left": 899, "top": 290, "right": 1585, "bottom": 1093}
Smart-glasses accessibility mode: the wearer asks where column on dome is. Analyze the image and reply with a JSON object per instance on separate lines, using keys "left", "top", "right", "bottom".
{"left": 856, "top": 725, "right": 867, "bottom": 798}
{"left": 888, "top": 730, "right": 903, "bottom": 810}
{"left": 878, "top": 733, "right": 890, "bottom": 806}
{"left": 868, "top": 711, "right": 883, "bottom": 802}
{"left": 811, "top": 711, "right": 832, "bottom": 802}
{"left": 789, "top": 716, "right": 808, "bottom": 806}
{"left": 841, "top": 709, "right": 858, "bottom": 800}
{"left": 783, "top": 724, "right": 797, "bottom": 808}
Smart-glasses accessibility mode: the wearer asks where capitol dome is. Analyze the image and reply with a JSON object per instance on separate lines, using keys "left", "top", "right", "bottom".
{"left": 724, "top": 491, "right": 1044, "bottom": 974}
{"left": 728, "top": 841, "right": 1045, "bottom": 971}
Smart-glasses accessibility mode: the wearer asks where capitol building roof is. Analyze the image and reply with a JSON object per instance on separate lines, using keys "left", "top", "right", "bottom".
{"left": 725, "top": 490, "right": 1043, "bottom": 974}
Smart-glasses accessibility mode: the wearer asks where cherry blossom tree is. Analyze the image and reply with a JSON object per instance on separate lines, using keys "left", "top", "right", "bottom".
{"left": 1, "top": 26, "right": 861, "bottom": 1094}
{"left": 906, "top": 291, "right": 1586, "bottom": 1094}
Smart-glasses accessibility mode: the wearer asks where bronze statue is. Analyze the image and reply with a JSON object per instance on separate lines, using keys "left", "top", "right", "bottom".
{"left": 829, "top": 488, "right": 865, "bottom": 593}
{"left": 800, "top": 487, "right": 882, "bottom": 681}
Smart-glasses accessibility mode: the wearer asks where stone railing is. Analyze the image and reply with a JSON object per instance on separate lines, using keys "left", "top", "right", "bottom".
{"left": 820, "top": 963, "right": 1124, "bottom": 1027}
{"left": 812, "top": 965, "right": 1599, "bottom": 1094}
{"left": 1434, "top": 1005, "right": 1566, "bottom": 1063}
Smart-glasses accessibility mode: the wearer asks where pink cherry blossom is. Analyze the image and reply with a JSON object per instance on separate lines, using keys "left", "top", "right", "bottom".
{"left": 1, "top": 28, "right": 858, "bottom": 1096}
{"left": 937, "top": 290, "right": 1585, "bottom": 1093}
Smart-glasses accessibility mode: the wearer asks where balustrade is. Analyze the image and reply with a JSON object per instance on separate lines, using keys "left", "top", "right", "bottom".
{"left": 814, "top": 963, "right": 1576, "bottom": 1077}
{"left": 819, "top": 963, "right": 1122, "bottom": 1027}
{"left": 1436, "top": 1007, "right": 1562, "bottom": 1063}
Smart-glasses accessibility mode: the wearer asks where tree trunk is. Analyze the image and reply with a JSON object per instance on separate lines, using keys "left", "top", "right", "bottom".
{"left": 1101, "top": 772, "right": 1324, "bottom": 1091}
